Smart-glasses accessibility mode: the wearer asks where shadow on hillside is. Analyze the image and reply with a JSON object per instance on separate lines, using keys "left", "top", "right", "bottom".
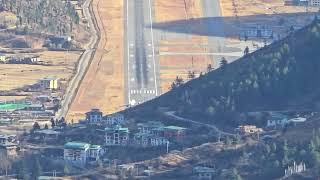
{"left": 149, "top": 12, "right": 317, "bottom": 38}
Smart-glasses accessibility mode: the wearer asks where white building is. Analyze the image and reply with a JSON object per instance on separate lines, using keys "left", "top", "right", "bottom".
{"left": 85, "top": 108, "right": 103, "bottom": 123}
{"left": 105, "top": 125, "right": 129, "bottom": 146}
{"left": 266, "top": 113, "right": 289, "bottom": 128}
{"left": 64, "top": 142, "right": 103, "bottom": 165}
{"left": 309, "top": 0, "right": 320, "bottom": 6}
{"left": 39, "top": 76, "right": 59, "bottom": 90}
{"left": 104, "top": 113, "right": 125, "bottom": 125}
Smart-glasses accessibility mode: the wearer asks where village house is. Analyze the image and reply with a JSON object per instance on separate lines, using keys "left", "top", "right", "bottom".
{"left": 88, "top": 145, "right": 103, "bottom": 161}
{"left": 236, "top": 125, "right": 263, "bottom": 135}
{"left": 64, "top": 142, "right": 103, "bottom": 165}
{"left": 266, "top": 113, "right": 289, "bottom": 128}
{"left": 133, "top": 133, "right": 168, "bottom": 147}
{"left": 193, "top": 166, "right": 215, "bottom": 180}
{"left": 30, "top": 56, "right": 40, "bottom": 63}
{"left": 164, "top": 126, "right": 187, "bottom": 141}
{"left": 85, "top": 108, "right": 103, "bottom": 123}
{"left": 137, "top": 121, "right": 164, "bottom": 134}
{"left": 309, "top": 0, "right": 320, "bottom": 6}
{"left": 39, "top": 76, "right": 59, "bottom": 90}
{"left": 33, "top": 129, "right": 61, "bottom": 142}
{"left": 104, "top": 113, "right": 125, "bottom": 126}
{"left": 0, "top": 135, "right": 18, "bottom": 158}
{"left": 105, "top": 125, "right": 129, "bottom": 146}
{"left": 0, "top": 54, "right": 6, "bottom": 62}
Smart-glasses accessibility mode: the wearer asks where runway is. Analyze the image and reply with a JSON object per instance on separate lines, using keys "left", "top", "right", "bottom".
{"left": 125, "top": 0, "right": 160, "bottom": 106}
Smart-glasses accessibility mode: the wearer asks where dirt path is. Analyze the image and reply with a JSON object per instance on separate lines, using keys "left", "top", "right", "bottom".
{"left": 67, "top": 0, "right": 125, "bottom": 121}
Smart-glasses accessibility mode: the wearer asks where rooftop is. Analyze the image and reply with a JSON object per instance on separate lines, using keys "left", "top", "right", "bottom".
{"left": 164, "top": 126, "right": 187, "bottom": 131}
{"left": 90, "top": 145, "right": 101, "bottom": 149}
{"left": 105, "top": 125, "right": 129, "bottom": 133}
{"left": 64, "top": 142, "right": 90, "bottom": 150}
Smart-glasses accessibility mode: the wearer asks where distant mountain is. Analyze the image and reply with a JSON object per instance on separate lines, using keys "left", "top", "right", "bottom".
{"left": 130, "top": 18, "right": 320, "bottom": 127}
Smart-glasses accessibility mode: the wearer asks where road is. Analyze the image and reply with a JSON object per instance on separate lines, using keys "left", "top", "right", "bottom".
{"left": 164, "top": 111, "right": 235, "bottom": 136}
{"left": 56, "top": 0, "right": 99, "bottom": 119}
{"left": 125, "top": 0, "right": 160, "bottom": 106}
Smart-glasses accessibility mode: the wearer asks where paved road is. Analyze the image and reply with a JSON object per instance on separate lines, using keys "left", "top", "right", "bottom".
{"left": 125, "top": 0, "right": 160, "bottom": 106}
{"left": 56, "top": 0, "right": 99, "bottom": 119}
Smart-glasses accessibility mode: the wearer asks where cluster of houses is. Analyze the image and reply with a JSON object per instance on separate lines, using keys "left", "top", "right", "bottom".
{"left": 0, "top": 93, "right": 61, "bottom": 123}
{"left": 62, "top": 109, "right": 187, "bottom": 166}
{"left": 236, "top": 112, "right": 308, "bottom": 135}
{"left": 85, "top": 109, "right": 187, "bottom": 147}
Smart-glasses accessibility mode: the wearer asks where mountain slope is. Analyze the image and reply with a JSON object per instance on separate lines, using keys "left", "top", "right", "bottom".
{"left": 130, "top": 18, "right": 320, "bottom": 127}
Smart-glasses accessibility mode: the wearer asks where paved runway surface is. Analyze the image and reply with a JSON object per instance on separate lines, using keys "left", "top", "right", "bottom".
{"left": 125, "top": 0, "right": 159, "bottom": 106}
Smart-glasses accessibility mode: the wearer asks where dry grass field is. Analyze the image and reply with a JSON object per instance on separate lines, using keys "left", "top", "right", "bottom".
{"left": 155, "top": 0, "right": 211, "bottom": 92}
{"left": 67, "top": 0, "right": 125, "bottom": 121}
{"left": 0, "top": 51, "right": 81, "bottom": 91}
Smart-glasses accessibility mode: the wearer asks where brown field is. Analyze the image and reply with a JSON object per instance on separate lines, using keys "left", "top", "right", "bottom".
{"left": 155, "top": 0, "right": 211, "bottom": 93}
{"left": 67, "top": 0, "right": 125, "bottom": 121}
{"left": 0, "top": 51, "right": 81, "bottom": 91}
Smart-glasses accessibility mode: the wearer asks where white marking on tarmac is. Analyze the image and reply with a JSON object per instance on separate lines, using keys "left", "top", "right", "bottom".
{"left": 148, "top": 0, "right": 158, "bottom": 96}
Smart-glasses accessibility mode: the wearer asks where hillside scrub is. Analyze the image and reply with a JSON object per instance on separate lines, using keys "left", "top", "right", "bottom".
{"left": 140, "top": 18, "right": 320, "bottom": 127}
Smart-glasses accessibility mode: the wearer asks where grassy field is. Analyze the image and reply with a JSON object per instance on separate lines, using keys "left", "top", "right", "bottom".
{"left": 155, "top": 0, "right": 210, "bottom": 92}
{"left": 67, "top": 0, "right": 125, "bottom": 121}
{"left": 0, "top": 51, "right": 81, "bottom": 91}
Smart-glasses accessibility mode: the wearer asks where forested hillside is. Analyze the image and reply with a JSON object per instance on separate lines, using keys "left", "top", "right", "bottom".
{"left": 137, "top": 18, "right": 320, "bottom": 127}
{"left": 0, "top": 0, "right": 79, "bottom": 35}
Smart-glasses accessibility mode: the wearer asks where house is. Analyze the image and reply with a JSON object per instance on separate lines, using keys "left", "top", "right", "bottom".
{"left": 24, "top": 104, "right": 44, "bottom": 111}
{"left": 133, "top": 133, "right": 168, "bottom": 147}
{"left": 30, "top": 56, "right": 40, "bottom": 63}
{"left": 39, "top": 77, "right": 59, "bottom": 90}
{"left": 88, "top": 145, "right": 103, "bottom": 161}
{"left": 105, "top": 125, "right": 129, "bottom": 146}
{"left": 104, "top": 113, "right": 125, "bottom": 125}
{"left": 137, "top": 121, "right": 164, "bottom": 134}
{"left": 236, "top": 125, "right": 263, "bottom": 135}
{"left": 0, "top": 143, "right": 18, "bottom": 158}
{"left": 85, "top": 108, "right": 103, "bottom": 123}
{"left": 0, "top": 54, "right": 6, "bottom": 62}
{"left": 266, "top": 113, "right": 289, "bottom": 128}
{"left": 64, "top": 142, "right": 103, "bottom": 165}
{"left": 193, "top": 166, "right": 215, "bottom": 180}
{"left": 64, "top": 142, "right": 90, "bottom": 165}
{"left": 0, "top": 135, "right": 18, "bottom": 158}
{"left": 309, "top": 0, "right": 320, "bottom": 6}
{"left": 164, "top": 126, "right": 187, "bottom": 141}
{"left": 33, "top": 129, "right": 61, "bottom": 142}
